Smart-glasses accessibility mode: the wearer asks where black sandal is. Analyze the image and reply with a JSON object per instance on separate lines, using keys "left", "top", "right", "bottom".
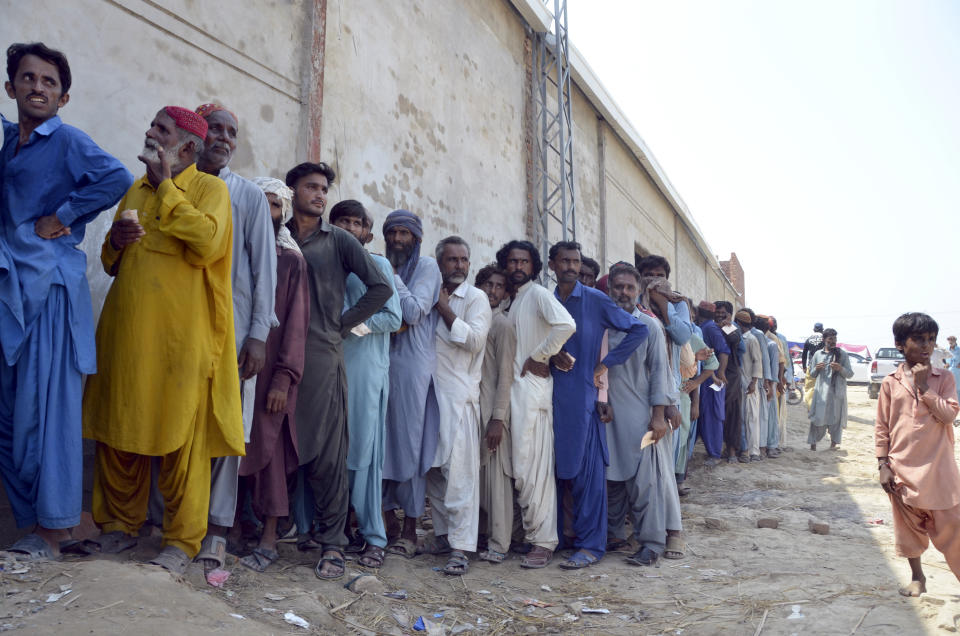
{"left": 357, "top": 545, "right": 385, "bottom": 569}
{"left": 315, "top": 547, "right": 346, "bottom": 580}
{"left": 625, "top": 546, "right": 660, "bottom": 566}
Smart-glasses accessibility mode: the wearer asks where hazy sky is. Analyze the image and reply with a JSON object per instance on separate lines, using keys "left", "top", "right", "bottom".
{"left": 565, "top": 0, "right": 960, "bottom": 353}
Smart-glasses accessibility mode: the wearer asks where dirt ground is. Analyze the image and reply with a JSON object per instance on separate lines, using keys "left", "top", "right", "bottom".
{"left": 2, "top": 385, "right": 959, "bottom": 635}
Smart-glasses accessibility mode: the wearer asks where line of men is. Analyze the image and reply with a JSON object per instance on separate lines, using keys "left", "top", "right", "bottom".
{"left": 0, "top": 42, "right": 794, "bottom": 578}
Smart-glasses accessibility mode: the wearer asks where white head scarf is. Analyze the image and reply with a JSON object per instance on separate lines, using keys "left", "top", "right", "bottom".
{"left": 252, "top": 176, "right": 300, "bottom": 254}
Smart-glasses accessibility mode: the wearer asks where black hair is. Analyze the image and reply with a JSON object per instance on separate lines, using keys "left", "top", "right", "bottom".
{"left": 548, "top": 240, "right": 582, "bottom": 262}
{"left": 495, "top": 240, "right": 543, "bottom": 278}
{"left": 580, "top": 256, "right": 600, "bottom": 277}
{"left": 822, "top": 327, "right": 838, "bottom": 340}
{"left": 697, "top": 305, "right": 716, "bottom": 321}
{"left": 475, "top": 263, "right": 506, "bottom": 288}
{"left": 892, "top": 312, "right": 939, "bottom": 346}
{"left": 608, "top": 263, "right": 642, "bottom": 285}
{"left": 285, "top": 161, "right": 336, "bottom": 189}
{"left": 753, "top": 315, "right": 769, "bottom": 332}
{"left": 329, "top": 199, "right": 367, "bottom": 225}
{"left": 7, "top": 42, "right": 71, "bottom": 94}
{"left": 714, "top": 300, "right": 733, "bottom": 315}
{"left": 637, "top": 254, "right": 671, "bottom": 279}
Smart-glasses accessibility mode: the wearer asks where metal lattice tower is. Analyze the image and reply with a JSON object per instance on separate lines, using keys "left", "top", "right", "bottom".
{"left": 533, "top": 0, "right": 576, "bottom": 281}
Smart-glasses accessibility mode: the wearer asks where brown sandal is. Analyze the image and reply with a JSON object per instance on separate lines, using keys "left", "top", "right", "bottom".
{"left": 357, "top": 545, "right": 385, "bottom": 569}
{"left": 520, "top": 545, "right": 552, "bottom": 569}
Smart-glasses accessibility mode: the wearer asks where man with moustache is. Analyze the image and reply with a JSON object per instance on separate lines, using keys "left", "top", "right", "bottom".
{"left": 192, "top": 103, "right": 277, "bottom": 571}
{"left": 548, "top": 241, "right": 647, "bottom": 569}
{"left": 284, "top": 162, "right": 391, "bottom": 580}
{"left": 713, "top": 301, "right": 744, "bottom": 462}
{"left": 330, "top": 200, "right": 401, "bottom": 570}
{"left": 734, "top": 308, "right": 765, "bottom": 462}
{"left": 424, "top": 236, "right": 491, "bottom": 575}
{"left": 381, "top": 209, "right": 442, "bottom": 559}
{"left": 692, "top": 301, "right": 729, "bottom": 465}
{"left": 83, "top": 106, "right": 241, "bottom": 573}
{"left": 603, "top": 264, "right": 673, "bottom": 566}
{"left": 475, "top": 264, "right": 519, "bottom": 564}
{"left": 495, "top": 240, "right": 575, "bottom": 569}
{"left": 0, "top": 42, "right": 132, "bottom": 559}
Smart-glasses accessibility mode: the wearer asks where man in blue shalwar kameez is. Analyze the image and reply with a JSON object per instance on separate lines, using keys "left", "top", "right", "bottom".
{"left": 0, "top": 42, "right": 132, "bottom": 559}
{"left": 548, "top": 242, "right": 647, "bottom": 569}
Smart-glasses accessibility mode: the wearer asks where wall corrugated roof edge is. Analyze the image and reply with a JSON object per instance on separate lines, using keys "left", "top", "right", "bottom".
{"left": 508, "top": 0, "right": 738, "bottom": 295}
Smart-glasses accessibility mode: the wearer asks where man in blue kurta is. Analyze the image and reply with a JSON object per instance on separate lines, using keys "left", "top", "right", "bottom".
{"left": 0, "top": 42, "right": 132, "bottom": 558}
{"left": 381, "top": 209, "right": 442, "bottom": 558}
{"left": 332, "top": 202, "right": 401, "bottom": 569}
{"left": 548, "top": 242, "right": 647, "bottom": 568}
{"left": 694, "top": 301, "right": 729, "bottom": 463}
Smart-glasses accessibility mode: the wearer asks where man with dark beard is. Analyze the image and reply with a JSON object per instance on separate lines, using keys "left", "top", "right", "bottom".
{"left": 713, "top": 301, "right": 743, "bottom": 462}
{"left": 381, "top": 210, "right": 442, "bottom": 559}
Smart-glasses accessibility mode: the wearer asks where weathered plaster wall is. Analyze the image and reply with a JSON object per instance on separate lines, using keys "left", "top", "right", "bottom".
{"left": 569, "top": 85, "right": 602, "bottom": 262}
{"left": 0, "top": 0, "right": 310, "bottom": 319}
{"left": 318, "top": 0, "right": 528, "bottom": 269}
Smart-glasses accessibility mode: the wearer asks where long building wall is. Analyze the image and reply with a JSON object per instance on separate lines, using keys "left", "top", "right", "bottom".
{"left": 1, "top": 0, "right": 738, "bottom": 317}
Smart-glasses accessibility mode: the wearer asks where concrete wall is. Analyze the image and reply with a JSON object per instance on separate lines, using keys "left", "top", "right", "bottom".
{"left": 0, "top": 0, "right": 311, "bottom": 319}
{"left": 318, "top": 0, "right": 528, "bottom": 268}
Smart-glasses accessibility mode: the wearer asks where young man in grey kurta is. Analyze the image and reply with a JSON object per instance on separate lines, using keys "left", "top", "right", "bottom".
{"left": 284, "top": 163, "right": 391, "bottom": 578}
{"left": 605, "top": 266, "right": 674, "bottom": 563}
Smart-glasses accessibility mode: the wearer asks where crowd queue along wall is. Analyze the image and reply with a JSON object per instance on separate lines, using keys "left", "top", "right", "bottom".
{"left": 2, "top": 0, "right": 740, "bottom": 320}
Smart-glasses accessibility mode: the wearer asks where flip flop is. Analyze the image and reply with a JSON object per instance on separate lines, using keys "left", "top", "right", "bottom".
{"left": 150, "top": 545, "right": 191, "bottom": 575}
{"left": 78, "top": 530, "right": 137, "bottom": 555}
{"left": 194, "top": 535, "right": 226, "bottom": 571}
{"left": 239, "top": 547, "right": 279, "bottom": 573}
{"left": 315, "top": 549, "right": 346, "bottom": 580}
{"left": 558, "top": 549, "right": 599, "bottom": 570}
{"left": 625, "top": 546, "right": 660, "bottom": 566}
{"left": 385, "top": 537, "right": 417, "bottom": 559}
{"left": 478, "top": 549, "right": 505, "bottom": 564}
{"left": 664, "top": 535, "right": 685, "bottom": 559}
{"left": 442, "top": 550, "right": 469, "bottom": 576}
{"left": 7, "top": 533, "right": 59, "bottom": 562}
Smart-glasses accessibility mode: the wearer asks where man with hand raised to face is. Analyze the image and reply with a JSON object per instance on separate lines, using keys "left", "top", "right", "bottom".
{"left": 83, "top": 106, "right": 241, "bottom": 575}
{"left": 494, "top": 240, "right": 575, "bottom": 569}
{"left": 0, "top": 42, "right": 132, "bottom": 561}
{"left": 191, "top": 102, "right": 277, "bottom": 573}
{"left": 548, "top": 241, "right": 647, "bottom": 570}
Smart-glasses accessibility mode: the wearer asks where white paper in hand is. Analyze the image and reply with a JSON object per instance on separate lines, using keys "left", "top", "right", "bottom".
{"left": 640, "top": 431, "right": 656, "bottom": 449}
{"left": 350, "top": 322, "right": 372, "bottom": 337}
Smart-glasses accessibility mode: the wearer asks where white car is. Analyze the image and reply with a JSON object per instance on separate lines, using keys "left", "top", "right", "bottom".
{"left": 845, "top": 352, "right": 871, "bottom": 384}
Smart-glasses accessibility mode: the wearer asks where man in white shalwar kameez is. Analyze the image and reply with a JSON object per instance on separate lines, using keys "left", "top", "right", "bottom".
{"left": 425, "top": 237, "right": 491, "bottom": 575}
{"left": 495, "top": 241, "right": 575, "bottom": 569}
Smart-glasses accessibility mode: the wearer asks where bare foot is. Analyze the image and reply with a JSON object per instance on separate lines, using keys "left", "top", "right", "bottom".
{"left": 898, "top": 579, "right": 926, "bottom": 597}
{"left": 34, "top": 526, "right": 70, "bottom": 559}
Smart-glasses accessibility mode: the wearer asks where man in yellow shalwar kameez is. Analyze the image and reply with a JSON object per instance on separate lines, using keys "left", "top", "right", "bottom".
{"left": 82, "top": 106, "right": 244, "bottom": 574}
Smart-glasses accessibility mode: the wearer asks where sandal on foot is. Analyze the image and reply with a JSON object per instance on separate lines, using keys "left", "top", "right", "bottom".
{"left": 442, "top": 550, "right": 469, "bottom": 575}
{"left": 625, "top": 546, "right": 660, "bottom": 566}
{"left": 194, "top": 535, "right": 226, "bottom": 570}
{"left": 7, "top": 534, "right": 60, "bottom": 562}
{"left": 79, "top": 530, "right": 137, "bottom": 555}
{"left": 315, "top": 548, "right": 346, "bottom": 580}
{"left": 519, "top": 545, "right": 552, "bottom": 569}
{"left": 417, "top": 534, "right": 451, "bottom": 555}
{"left": 150, "top": 545, "right": 190, "bottom": 575}
{"left": 357, "top": 545, "right": 385, "bottom": 569}
{"left": 297, "top": 536, "right": 322, "bottom": 552}
{"left": 478, "top": 549, "right": 505, "bottom": 564}
{"left": 239, "top": 547, "right": 279, "bottom": 573}
{"left": 559, "top": 549, "right": 599, "bottom": 570}
{"left": 385, "top": 537, "right": 417, "bottom": 559}
{"left": 606, "top": 537, "right": 629, "bottom": 552}
{"left": 344, "top": 534, "right": 367, "bottom": 554}
{"left": 664, "top": 535, "right": 685, "bottom": 559}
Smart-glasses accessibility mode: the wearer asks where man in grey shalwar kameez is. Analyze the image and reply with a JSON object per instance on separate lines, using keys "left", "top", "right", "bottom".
{"left": 807, "top": 328, "right": 853, "bottom": 450}
{"left": 604, "top": 265, "right": 675, "bottom": 566}
{"left": 381, "top": 210, "right": 442, "bottom": 558}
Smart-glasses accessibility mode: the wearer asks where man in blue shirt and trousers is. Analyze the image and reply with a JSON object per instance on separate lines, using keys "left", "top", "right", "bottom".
{"left": 548, "top": 241, "right": 647, "bottom": 569}
{"left": 0, "top": 42, "right": 132, "bottom": 559}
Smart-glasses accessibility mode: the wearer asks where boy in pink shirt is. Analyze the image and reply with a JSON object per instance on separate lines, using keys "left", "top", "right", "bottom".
{"left": 876, "top": 312, "right": 960, "bottom": 596}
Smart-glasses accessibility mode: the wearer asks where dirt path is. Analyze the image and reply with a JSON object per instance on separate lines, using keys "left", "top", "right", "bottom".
{"left": 2, "top": 385, "right": 958, "bottom": 634}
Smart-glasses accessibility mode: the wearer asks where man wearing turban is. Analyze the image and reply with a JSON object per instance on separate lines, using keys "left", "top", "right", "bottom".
{"left": 83, "top": 106, "right": 242, "bottom": 574}
{"left": 381, "top": 209, "right": 442, "bottom": 559}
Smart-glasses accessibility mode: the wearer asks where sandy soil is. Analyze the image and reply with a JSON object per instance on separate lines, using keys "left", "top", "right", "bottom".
{"left": 2, "top": 385, "right": 959, "bottom": 635}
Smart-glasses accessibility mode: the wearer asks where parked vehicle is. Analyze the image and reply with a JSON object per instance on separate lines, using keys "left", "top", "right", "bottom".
{"left": 846, "top": 352, "right": 871, "bottom": 384}
{"left": 868, "top": 347, "right": 905, "bottom": 399}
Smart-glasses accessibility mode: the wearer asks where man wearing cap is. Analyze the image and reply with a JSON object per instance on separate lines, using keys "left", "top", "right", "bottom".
{"left": 191, "top": 103, "right": 278, "bottom": 571}
{"left": 283, "top": 162, "right": 392, "bottom": 580}
{"left": 83, "top": 106, "right": 243, "bottom": 574}
{"left": 381, "top": 209, "right": 442, "bottom": 559}
{"left": 734, "top": 308, "right": 765, "bottom": 462}
{"left": 693, "top": 301, "right": 729, "bottom": 464}
{"left": 0, "top": 42, "right": 132, "bottom": 559}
